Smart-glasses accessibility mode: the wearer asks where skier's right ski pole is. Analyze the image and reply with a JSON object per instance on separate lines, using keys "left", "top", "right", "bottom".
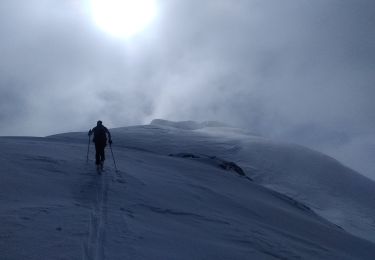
{"left": 86, "top": 135, "right": 90, "bottom": 164}
{"left": 110, "top": 144, "right": 118, "bottom": 172}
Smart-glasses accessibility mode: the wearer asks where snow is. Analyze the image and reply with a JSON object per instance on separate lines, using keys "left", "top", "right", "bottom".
{"left": 1, "top": 120, "right": 375, "bottom": 259}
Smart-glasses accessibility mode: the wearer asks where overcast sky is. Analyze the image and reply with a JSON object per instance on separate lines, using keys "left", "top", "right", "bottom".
{"left": 0, "top": 0, "right": 374, "bottom": 178}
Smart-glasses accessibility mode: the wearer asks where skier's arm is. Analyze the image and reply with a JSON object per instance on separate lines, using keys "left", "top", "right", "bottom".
{"left": 106, "top": 128, "right": 112, "bottom": 144}
{"left": 88, "top": 129, "right": 92, "bottom": 136}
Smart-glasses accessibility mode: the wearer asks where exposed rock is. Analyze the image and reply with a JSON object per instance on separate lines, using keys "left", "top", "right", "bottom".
{"left": 169, "top": 153, "right": 251, "bottom": 180}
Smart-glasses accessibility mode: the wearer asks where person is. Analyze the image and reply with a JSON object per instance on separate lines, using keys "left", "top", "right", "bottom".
{"left": 88, "top": 120, "right": 112, "bottom": 170}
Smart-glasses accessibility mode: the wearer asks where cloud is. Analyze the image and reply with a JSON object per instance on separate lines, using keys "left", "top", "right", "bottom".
{"left": 0, "top": 0, "right": 374, "bottom": 177}
{"left": 144, "top": 0, "right": 375, "bottom": 135}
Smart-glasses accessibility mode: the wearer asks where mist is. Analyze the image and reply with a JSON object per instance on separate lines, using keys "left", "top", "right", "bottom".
{"left": 0, "top": 0, "right": 374, "bottom": 178}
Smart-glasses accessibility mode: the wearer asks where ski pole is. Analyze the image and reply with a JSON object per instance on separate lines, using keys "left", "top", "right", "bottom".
{"left": 86, "top": 135, "right": 91, "bottom": 163}
{"left": 109, "top": 144, "right": 118, "bottom": 172}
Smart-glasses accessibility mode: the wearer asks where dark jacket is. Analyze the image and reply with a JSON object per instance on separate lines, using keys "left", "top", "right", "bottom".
{"left": 89, "top": 125, "right": 111, "bottom": 145}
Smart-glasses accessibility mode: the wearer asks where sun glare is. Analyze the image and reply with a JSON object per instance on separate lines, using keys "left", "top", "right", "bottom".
{"left": 90, "top": 0, "right": 157, "bottom": 38}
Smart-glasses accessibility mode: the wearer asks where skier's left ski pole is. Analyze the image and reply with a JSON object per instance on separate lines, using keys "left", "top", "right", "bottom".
{"left": 86, "top": 135, "right": 90, "bottom": 164}
{"left": 110, "top": 144, "right": 118, "bottom": 172}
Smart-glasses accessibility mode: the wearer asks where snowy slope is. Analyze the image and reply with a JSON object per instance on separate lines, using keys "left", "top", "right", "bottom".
{"left": 117, "top": 119, "right": 375, "bottom": 243}
{"left": 1, "top": 120, "right": 375, "bottom": 259}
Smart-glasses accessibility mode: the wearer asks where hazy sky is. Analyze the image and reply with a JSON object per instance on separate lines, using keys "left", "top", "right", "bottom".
{"left": 0, "top": 0, "right": 374, "bottom": 177}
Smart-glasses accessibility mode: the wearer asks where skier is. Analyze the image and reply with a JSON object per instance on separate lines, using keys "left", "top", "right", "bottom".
{"left": 88, "top": 120, "right": 112, "bottom": 171}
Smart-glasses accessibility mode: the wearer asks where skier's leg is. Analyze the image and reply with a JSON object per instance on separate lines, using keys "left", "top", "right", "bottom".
{"left": 99, "top": 144, "right": 105, "bottom": 169}
{"left": 95, "top": 143, "right": 101, "bottom": 165}
{"left": 101, "top": 146, "right": 106, "bottom": 162}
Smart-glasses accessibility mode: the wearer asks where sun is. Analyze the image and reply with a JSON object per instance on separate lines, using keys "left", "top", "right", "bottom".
{"left": 90, "top": 0, "right": 157, "bottom": 38}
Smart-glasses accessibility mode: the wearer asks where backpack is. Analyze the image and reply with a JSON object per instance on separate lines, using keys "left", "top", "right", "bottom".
{"left": 93, "top": 125, "right": 107, "bottom": 143}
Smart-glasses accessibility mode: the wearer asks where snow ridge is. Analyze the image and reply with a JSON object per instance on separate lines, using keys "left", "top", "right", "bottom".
{"left": 150, "top": 118, "right": 229, "bottom": 130}
{"left": 1, "top": 121, "right": 375, "bottom": 259}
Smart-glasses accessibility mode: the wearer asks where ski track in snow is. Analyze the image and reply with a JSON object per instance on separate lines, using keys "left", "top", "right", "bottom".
{"left": 82, "top": 166, "right": 128, "bottom": 260}
{"left": 83, "top": 169, "right": 110, "bottom": 260}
